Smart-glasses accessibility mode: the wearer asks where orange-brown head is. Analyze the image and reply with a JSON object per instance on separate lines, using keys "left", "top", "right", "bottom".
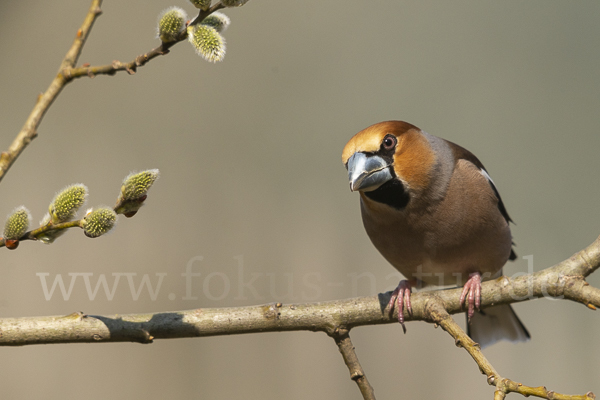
{"left": 342, "top": 121, "right": 437, "bottom": 208}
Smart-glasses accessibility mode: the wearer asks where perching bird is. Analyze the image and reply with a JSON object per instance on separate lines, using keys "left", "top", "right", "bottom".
{"left": 342, "top": 120, "right": 529, "bottom": 348}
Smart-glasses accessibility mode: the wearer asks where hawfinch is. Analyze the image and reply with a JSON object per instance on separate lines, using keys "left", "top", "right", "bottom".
{"left": 342, "top": 120, "right": 529, "bottom": 348}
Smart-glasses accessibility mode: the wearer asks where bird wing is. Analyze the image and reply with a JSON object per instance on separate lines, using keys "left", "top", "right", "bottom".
{"left": 446, "top": 140, "right": 517, "bottom": 260}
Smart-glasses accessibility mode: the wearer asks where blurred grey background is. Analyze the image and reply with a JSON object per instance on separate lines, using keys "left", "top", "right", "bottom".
{"left": 1, "top": 0, "right": 599, "bottom": 398}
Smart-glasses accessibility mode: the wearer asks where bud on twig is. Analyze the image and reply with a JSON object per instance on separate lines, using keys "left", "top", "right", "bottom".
{"left": 157, "top": 7, "right": 188, "bottom": 43}
{"left": 201, "top": 12, "right": 230, "bottom": 33}
{"left": 3, "top": 206, "right": 31, "bottom": 249}
{"left": 82, "top": 207, "right": 117, "bottom": 238}
{"left": 188, "top": 24, "right": 226, "bottom": 62}
{"left": 48, "top": 184, "right": 88, "bottom": 224}
{"left": 189, "top": 0, "right": 211, "bottom": 11}
{"left": 221, "top": 0, "right": 250, "bottom": 7}
{"left": 115, "top": 169, "right": 160, "bottom": 217}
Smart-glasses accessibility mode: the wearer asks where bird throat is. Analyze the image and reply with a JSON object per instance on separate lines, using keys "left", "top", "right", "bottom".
{"left": 364, "top": 179, "right": 410, "bottom": 210}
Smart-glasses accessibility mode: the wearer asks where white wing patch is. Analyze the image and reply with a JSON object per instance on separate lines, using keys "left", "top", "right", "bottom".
{"left": 479, "top": 168, "right": 495, "bottom": 186}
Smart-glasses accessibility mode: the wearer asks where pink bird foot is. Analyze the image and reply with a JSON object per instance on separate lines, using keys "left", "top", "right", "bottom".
{"left": 387, "top": 279, "right": 414, "bottom": 333}
{"left": 459, "top": 272, "right": 482, "bottom": 322}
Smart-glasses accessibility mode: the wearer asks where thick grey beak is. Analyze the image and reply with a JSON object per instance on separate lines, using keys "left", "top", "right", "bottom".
{"left": 347, "top": 152, "right": 393, "bottom": 192}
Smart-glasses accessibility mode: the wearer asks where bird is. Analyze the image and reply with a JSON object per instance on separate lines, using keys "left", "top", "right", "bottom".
{"left": 342, "top": 120, "right": 529, "bottom": 348}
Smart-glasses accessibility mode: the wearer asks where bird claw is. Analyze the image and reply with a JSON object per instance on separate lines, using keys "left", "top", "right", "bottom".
{"left": 459, "top": 272, "right": 482, "bottom": 322}
{"left": 387, "top": 280, "right": 413, "bottom": 332}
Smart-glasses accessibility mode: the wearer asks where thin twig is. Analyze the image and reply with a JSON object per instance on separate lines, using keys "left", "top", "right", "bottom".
{"left": 331, "top": 329, "right": 376, "bottom": 400}
{"left": 0, "top": 219, "right": 82, "bottom": 248}
{"left": 0, "top": 200, "right": 130, "bottom": 248}
{"left": 426, "top": 299, "right": 595, "bottom": 400}
{"left": 0, "top": 0, "right": 103, "bottom": 184}
{"left": 60, "top": 3, "right": 225, "bottom": 81}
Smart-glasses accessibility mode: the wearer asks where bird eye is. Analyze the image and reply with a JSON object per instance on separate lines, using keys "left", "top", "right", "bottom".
{"left": 382, "top": 135, "right": 397, "bottom": 150}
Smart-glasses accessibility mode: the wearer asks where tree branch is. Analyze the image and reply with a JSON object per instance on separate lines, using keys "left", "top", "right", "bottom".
{"left": 0, "top": 0, "right": 103, "bottom": 184}
{"left": 331, "top": 329, "right": 376, "bottom": 400}
{"left": 1, "top": 235, "right": 600, "bottom": 346}
{"left": 2, "top": 235, "right": 599, "bottom": 398}
{"left": 427, "top": 300, "right": 595, "bottom": 400}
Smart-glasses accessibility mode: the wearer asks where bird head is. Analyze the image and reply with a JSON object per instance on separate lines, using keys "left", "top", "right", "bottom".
{"left": 342, "top": 121, "right": 435, "bottom": 202}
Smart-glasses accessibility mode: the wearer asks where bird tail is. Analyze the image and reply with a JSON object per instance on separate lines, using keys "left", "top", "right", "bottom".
{"left": 467, "top": 304, "right": 530, "bottom": 349}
